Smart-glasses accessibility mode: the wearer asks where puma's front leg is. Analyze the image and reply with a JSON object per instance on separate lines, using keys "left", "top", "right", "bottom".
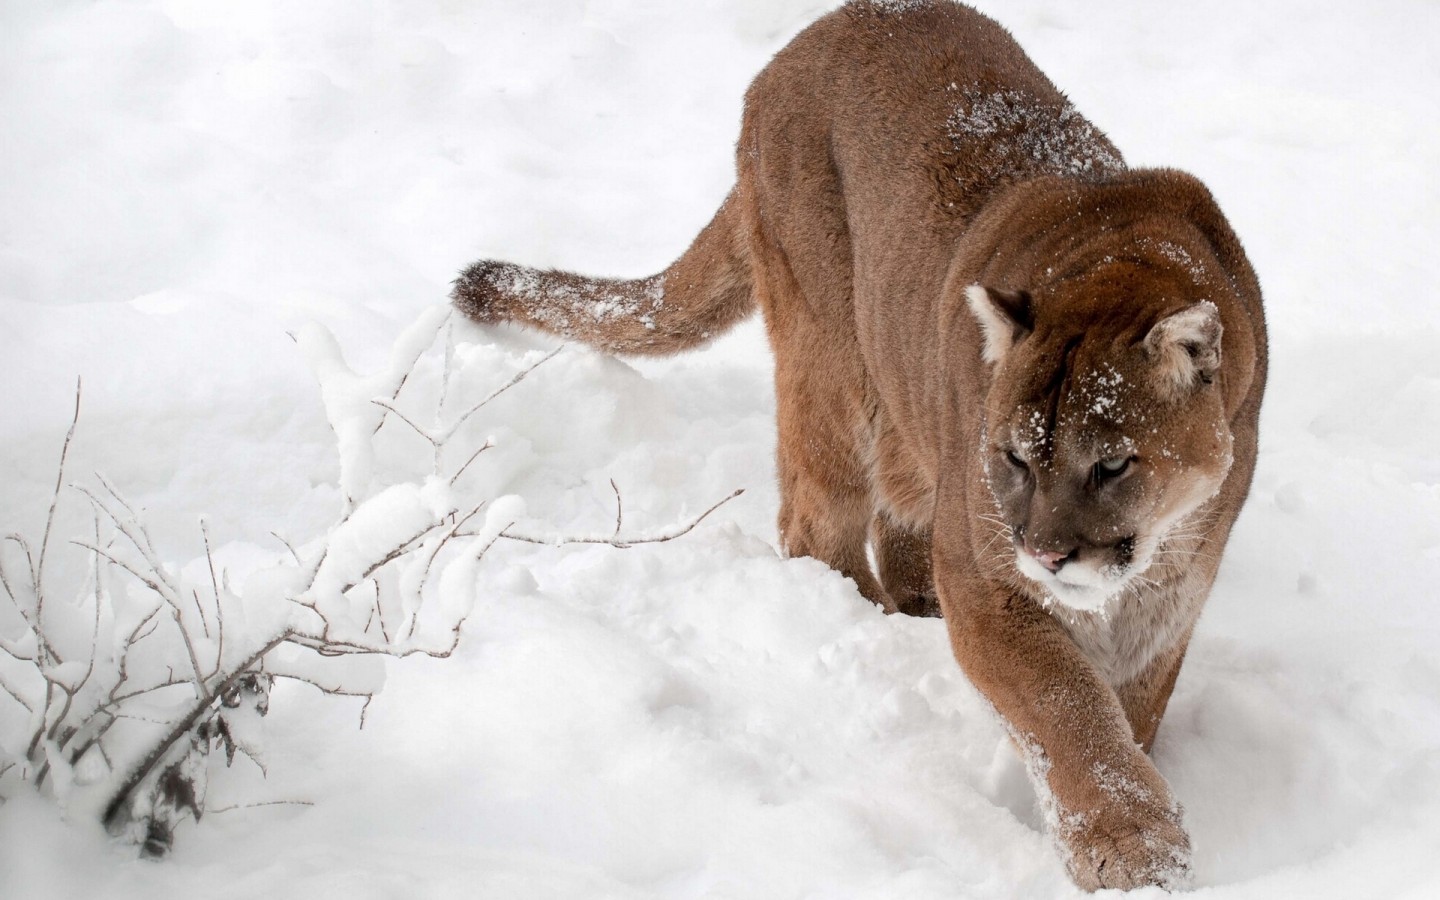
{"left": 939, "top": 567, "right": 1192, "bottom": 891}
{"left": 1116, "top": 630, "right": 1193, "bottom": 753}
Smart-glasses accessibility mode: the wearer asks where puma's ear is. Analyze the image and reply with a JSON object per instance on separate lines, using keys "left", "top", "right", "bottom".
{"left": 1143, "top": 301, "right": 1223, "bottom": 395}
{"left": 966, "top": 284, "right": 1033, "bottom": 364}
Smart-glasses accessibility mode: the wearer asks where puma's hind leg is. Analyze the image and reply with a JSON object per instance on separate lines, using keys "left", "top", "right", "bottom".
{"left": 873, "top": 515, "right": 940, "bottom": 617}
{"left": 769, "top": 346, "right": 891, "bottom": 611}
{"left": 747, "top": 225, "right": 889, "bottom": 609}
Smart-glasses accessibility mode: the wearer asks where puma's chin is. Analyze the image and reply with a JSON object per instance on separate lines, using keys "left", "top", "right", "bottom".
{"left": 1013, "top": 552, "right": 1133, "bottom": 613}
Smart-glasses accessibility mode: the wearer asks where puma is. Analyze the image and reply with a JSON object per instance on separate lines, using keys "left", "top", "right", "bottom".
{"left": 453, "top": 1, "right": 1266, "bottom": 890}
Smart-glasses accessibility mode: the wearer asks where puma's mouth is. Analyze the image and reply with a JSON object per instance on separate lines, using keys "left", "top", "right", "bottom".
{"left": 1014, "top": 556, "right": 1120, "bottom": 612}
{"left": 1011, "top": 540, "right": 1142, "bottom": 614}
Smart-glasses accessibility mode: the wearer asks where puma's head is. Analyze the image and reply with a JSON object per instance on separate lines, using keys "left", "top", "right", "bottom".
{"left": 965, "top": 264, "right": 1234, "bottom": 612}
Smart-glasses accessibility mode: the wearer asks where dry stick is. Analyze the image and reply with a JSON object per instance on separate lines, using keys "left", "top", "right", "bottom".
{"left": 371, "top": 580, "right": 392, "bottom": 644}
{"left": 271, "top": 672, "right": 374, "bottom": 701}
{"left": 397, "top": 501, "right": 488, "bottom": 643}
{"left": 270, "top": 531, "right": 303, "bottom": 566}
{"left": 293, "top": 525, "right": 506, "bottom": 659}
{"left": 0, "top": 557, "right": 36, "bottom": 662}
{"left": 3, "top": 535, "right": 58, "bottom": 666}
{"left": 438, "top": 344, "right": 563, "bottom": 444}
{"left": 24, "top": 465, "right": 98, "bottom": 770}
{"left": 101, "top": 629, "right": 291, "bottom": 832}
{"left": 0, "top": 673, "right": 32, "bottom": 711}
{"left": 367, "top": 400, "right": 434, "bottom": 448}
{"left": 35, "top": 377, "right": 82, "bottom": 634}
{"left": 72, "top": 540, "right": 207, "bottom": 689}
{"left": 287, "top": 630, "right": 462, "bottom": 660}
{"left": 83, "top": 481, "right": 194, "bottom": 628}
{"left": 42, "top": 515, "right": 103, "bottom": 751}
{"left": 448, "top": 440, "right": 494, "bottom": 487}
{"left": 369, "top": 368, "right": 414, "bottom": 437}
{"left": 341, "top": 520, "right": 447, "bottom": 595}
{"left": 369, "top": 311, "right": 451, "bottom": 437}
{"left": 45, "top": 608, "right": 174, "bottom": 783}
{"left": 209, "top": 799, "right": 315, "bottom": 814}
{"left": 436, "top": 317, "right": 457, "bottom": 421}
{"left": 201, "top": 520, "right": 223, "bottom": 676}
{"left": 373, "top": 344, "right": 560, "bottom": 477}
{"left": 80, "top": 512, "right": 103, "bottom": 690}
{"left": 498, "top": 488, "right": 744, "bottom": 549}
{"left": 28, "top": 682, "right": 52, "bottom": 756}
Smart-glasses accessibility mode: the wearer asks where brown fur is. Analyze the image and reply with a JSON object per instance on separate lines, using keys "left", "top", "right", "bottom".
{"left": 453, "top": 1, "right": 1266, "bottom": 890}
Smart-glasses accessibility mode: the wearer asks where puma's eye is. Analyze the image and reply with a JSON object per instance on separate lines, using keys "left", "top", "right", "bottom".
{"left": 1095, "top": 456, "right": 1133, "bottom": 481}
{"left": 1005, "top": 449, "right": 1029, "bottom": 470}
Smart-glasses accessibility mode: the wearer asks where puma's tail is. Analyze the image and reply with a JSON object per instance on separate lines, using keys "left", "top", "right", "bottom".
{"left": 451, "top": 189, "right": 755, "bottom": 356}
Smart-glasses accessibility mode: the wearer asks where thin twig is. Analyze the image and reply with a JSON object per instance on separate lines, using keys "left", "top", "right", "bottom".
{"left": 371, "top": 580, "right": 391, "bottom": 644}
{"left": 36, "top": 377, "right": 82, "bottom": 617}
{"left": 448, "top": 439, "right": 494, "bottom": 487}
{"left": 78, "top": 510, "right": 104, "bottom": 694}
{"left": 368, "top": 399, "right": 437, "bottom": 447}
{"left": 398, "top": 501, "right": 488, "bottom": 642}
{"left": 437, "top": 317, "right": 457, "bottom": 421}
{"left": 0, "top": 672, "right": 33, "bottom": 711}
{"left": 71, "top": 540, "right": 206, "bottom": 688}
{"left": 209, "top": 799, "right": 315, "bottom": 814}
{"left": 498, "top": 488, "right": 744, "bottom": 549}
{"left": 610, "top": 479, "right": 623, "bottom": 538}
{"left": 202, "top": 520, "right": 223, "bottom": 676}
{"left": 342, "top": 520, "right": 446, "bottom": 594}
{"left": 438, "top": 344, "right": 563, "bottom": 443}
{"left": 102, "top": 630, "right": 292, "bottom": 832}
{"left": 3, "top": 534, "right": 57, "bottom": 665}
{"left": 270, "top": 532, "right": 302, "bottom": 566}
{"left": 270, "top": 672, "right": 375, "bottom": 699}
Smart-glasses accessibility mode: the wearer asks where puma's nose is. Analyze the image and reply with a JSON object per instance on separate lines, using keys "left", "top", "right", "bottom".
{"left": 1024, "top": 542, "right": 1074, "bottom": 572}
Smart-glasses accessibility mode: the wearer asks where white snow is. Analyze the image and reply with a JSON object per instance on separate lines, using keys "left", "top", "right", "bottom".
{"left": 3, "top": 0, "right": 1440, "bottom": 897}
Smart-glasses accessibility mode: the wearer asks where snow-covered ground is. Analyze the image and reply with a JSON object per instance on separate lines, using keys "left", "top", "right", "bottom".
{"left": 3, "top": 0, "right": 1439, "bottom": 896}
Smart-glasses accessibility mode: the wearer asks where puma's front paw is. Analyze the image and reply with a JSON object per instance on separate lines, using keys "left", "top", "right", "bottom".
{"left": 1061, "top": 799, "right": 1192, "bottom": 892}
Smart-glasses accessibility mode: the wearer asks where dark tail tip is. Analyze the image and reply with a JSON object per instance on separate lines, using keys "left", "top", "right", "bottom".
{"left": 452, "top": 259, "right": 530, "bottom": 324}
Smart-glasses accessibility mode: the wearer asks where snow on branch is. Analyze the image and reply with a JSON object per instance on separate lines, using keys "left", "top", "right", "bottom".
{"left": 0, "top": 310, "right": 741, "bottom": 857}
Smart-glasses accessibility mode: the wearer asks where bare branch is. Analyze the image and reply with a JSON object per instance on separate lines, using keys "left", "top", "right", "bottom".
{"left": 270, "top": 531, "right": 302, "bottom": 566}
{"left": 448, "top": 439, "right": 494, "bottom": 487}
{"left": 202, "top": 520, "right": 222, "bottom": 675}
{"left": 2, "top": 534, "right": 58, "bottom": 666}
{"left": 102, "top": 630, "right": 292, "bottom": 832}
{"left": 438, "top": 344, "right": 563, "bottom": 444}
{"left": 370, "top": 581, "right": 392, "bottom": 643}
{"left": 209, "top": 799, "right": 314, "bottom": 814}
{"left": 0, "top": 672, "right": 33, "bottom": 712}
{"left": 0, "top": 555, "right": 36, "bottom": 662}
{"left": 287, "top": 629, "right": 463, "bottom": 661}
{"left": 0, "top": 552, "right": 15, "bottom": 606}
{"left": 610, "top": 479, "right": 623, "bottom": 537}
{"left": 72, "top": 541, "right": 206, "bottom": 687}
{"left": 77, "top": 510, "right": 104, "bottom": 694}
{"left": 497, "top": 488, "right": 744, "bottom": 549}
{"left": 342, "top": 520, "right": 447, "bottom": 594}
{"left": 368, "top": 398, "right": 437, "bottom": 447}
{"left": 36, "top": 376, "right": 82, "bottom": 603}
{"left": 438, "top": 318, "right": 458, "bottom": 414}
{"left": 100, "top": 678, "right": 194, "bottom": 711}
{"left": 271, "top": 672, "right": 374, "bottom": 699}
{"left": 397, "top": 501, "right": 488, "bottom": 642}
